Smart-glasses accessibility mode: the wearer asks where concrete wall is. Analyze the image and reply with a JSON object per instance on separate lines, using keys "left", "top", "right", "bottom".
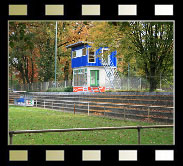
{"left": 28, "top": 91, "right": 173, "bottom": 96}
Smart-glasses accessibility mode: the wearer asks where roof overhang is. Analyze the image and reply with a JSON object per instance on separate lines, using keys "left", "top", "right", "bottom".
{"left": 66, "top": 41, "right": 93, "bottom": 48}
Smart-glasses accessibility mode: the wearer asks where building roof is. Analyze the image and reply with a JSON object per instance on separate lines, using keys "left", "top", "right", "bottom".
{"left": 66, "top": 41, "right": 92, "bottom": 48}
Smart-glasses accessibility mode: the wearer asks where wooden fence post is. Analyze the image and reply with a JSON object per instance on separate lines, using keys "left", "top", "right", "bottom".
{"left": 137, "top": 127, "right": 141, "bottom": 145}
{"left": 103, "top": 106, "right": 105, "bottom": 116}
{"left": 9, "top": 133, "right": 13, "bottom": 145}
{"left": 124, "top": 109, "right": 126, "bottom": 120}
{"left": 148, "top": 108, "right": 150, "bottom": 122}
{"left": 88, "top": 102, "right": 89, "bottom": 116}
{"left": 74, "top": 103, "right": 75, "bottom": 115}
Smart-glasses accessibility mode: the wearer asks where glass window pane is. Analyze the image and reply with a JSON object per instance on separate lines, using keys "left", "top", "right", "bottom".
{"left": 81, "top": 69, "right": 84, "bottom": 73}
{"left": 89, "top": 48, "right": 95, "bottom": 63}
{"left": 72, "top": 51, "right": 76, "bottom": 58}
{"left": 74, "top": 73, "right": 77, "bottom": 86}
{"left": 89, "top": 55, "right": 95, "bottom": 62}
{"left": 74, "top": 69, "right": 88, "bottom": 86}
{"left": 82, "top": 48, "right": 87, "bottom": 56}
{"left": 84, "top": 73, "right": 87, "bottom": 86}
{"left": 102, "top": 49, "right": 110, "bottom": 64}
{"left": 90, "top": 48, "right": 94, "bottom": 55}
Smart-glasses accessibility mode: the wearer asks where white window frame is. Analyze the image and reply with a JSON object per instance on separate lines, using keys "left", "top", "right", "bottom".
{"left": 72, "top": 49, "right": 82, "bottom": 58}
{"left": 102, "top": 48, "right": 110, "bottom": 65}
{"left": 73, "top": 68, "right": 87, "bottom": 86}
{"left": 88, "top": 47, "right": 96, "bottom": 63}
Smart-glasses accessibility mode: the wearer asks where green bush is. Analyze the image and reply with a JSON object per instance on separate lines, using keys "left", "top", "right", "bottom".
{"left": 64, "top": 86, "right": 73, "bottom": 92}
{"left": 47, "top": 86, "right": 73, "bottom": 92}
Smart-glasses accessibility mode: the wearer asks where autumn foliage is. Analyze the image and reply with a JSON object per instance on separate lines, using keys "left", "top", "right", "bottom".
{"left": 9, "top": 21, "right": 173, "bottom": 91}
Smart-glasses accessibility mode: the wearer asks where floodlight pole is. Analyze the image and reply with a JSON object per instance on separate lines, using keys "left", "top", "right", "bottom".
{"left": 128, "top": 63, "right": 130, "bottom": 90}
{"left": 54, "top": 21, "right": 58, "bottom": 88}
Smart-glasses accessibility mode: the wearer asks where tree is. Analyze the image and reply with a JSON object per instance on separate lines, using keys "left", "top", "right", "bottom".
{"left": 9, "top": 22, "right": 36, "bottom": 84}
{"left": 9, "top": 21, "right": 173, "bottom": 92}
{"left": 88, "top": 22, "right": 125, "bottom": 75}
{"left": 123, "top": 22, "right": 173, "bottom": 91}
{"left": 89, "top": 21, "right": 174, "bottom": 91}
{"left": 9, "top": 21, "right": 94, "bottom": 84}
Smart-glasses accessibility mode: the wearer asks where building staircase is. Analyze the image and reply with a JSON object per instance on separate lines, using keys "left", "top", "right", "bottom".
{"left": 101, "top": 56, "right": 121, "bottom": 90}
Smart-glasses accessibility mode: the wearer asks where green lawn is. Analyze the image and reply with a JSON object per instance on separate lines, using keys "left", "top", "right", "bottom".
{"left": 8, "top": 105, "right": 174, "bottom": 145}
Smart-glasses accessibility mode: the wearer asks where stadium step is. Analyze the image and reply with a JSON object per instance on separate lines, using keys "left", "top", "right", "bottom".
{"left": 9, "top": 92, "right": 174, "bottom": 124}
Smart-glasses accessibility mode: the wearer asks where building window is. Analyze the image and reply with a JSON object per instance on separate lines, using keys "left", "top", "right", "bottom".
{"left": 72, "top": 51, "right": 76, "bottom": 58}
{"left": 82, "top": 48, "right": 87, "bottom": 56}
{"left": 72, "top": 49, "right": 83, "bottom": 58}
{"left": 102, "top": 48, "right": 110, "bottom": 64}
{"left": 88, "top": 47, "right": 95, "bottom": 63}
{"left": 73, "top": 68, "right": 87, "bottom": 86}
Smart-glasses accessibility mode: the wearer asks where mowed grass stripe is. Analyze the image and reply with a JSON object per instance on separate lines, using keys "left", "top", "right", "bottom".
{"left": 8, "top": 105, "right": 173, "bottom": 145}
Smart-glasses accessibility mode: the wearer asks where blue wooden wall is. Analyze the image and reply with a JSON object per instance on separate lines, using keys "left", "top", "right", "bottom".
{"left": 71, "top": 44, "right": 117, "bottom": 68}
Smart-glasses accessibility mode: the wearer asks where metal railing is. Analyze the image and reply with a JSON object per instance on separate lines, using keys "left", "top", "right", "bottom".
{"left": 9, "top": 125, "right": 173, "bottom": 145}
{"left": 9, "top": 80, "right": 73, "bottom": 92}
{"left": 119, "top": 76, "right": 173, "bottom": 91}
{"left": 32, "top": 98, "right": 173, "bottom": 123}
{"left": 9, "top": 75, "right": 173, "bottom": 92}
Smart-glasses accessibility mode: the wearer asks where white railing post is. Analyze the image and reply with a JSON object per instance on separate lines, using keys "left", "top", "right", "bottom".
{"left": 40, "top": 82, "right": 42, "bottom": 91}
{"left": 139, "top": 77, "right": 142, "bottom": 90}
{"left": 65, "top": 80, "right": 67, "bottom": 88}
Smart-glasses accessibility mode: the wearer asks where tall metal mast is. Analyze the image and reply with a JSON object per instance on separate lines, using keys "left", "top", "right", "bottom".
{"left": 54, "top": 21, "right": 57, "bottom": 87}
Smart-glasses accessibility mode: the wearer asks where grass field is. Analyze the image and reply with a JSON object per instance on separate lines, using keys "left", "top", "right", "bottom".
{"left": 8, "top": 105, "right": 174, "bottom": 145}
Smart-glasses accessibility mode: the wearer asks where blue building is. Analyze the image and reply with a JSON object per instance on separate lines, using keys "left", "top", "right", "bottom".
{"left": 66, "top": 41, "right": 119, "bottom": 92}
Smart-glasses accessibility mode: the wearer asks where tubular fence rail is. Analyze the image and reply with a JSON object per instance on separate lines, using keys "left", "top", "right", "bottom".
{"left": 118, "top": 76, "right": 173, "bottom": 91}
{"left": 32, "top": 98, "right": 173, "bottom": 123}
{"left": 9, "top": 75, "right": 173, "bottom": 92}
{"left": 9, "top": 80, "right": 73, "bottom": 92}
{"left": 9, "top": 125, "right": 174, "bottom": 145}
